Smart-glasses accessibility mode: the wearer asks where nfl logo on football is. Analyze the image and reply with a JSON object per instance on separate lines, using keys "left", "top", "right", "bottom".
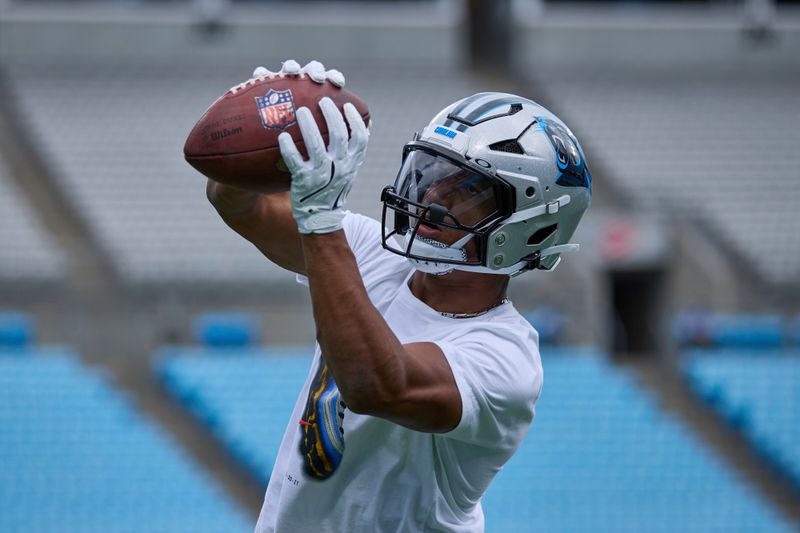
{"left": 255, "top": 89, "right": 297, "bottom": 130}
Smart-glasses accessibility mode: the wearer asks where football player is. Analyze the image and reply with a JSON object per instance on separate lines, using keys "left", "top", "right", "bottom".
{"left": 207, "top": 60, "right": 591, "bottom": 533}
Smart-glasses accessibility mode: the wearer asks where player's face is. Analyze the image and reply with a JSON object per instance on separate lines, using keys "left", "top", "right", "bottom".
{"left": 414, "top": 172, "right": 496, "bottom": 256}
{"left": 415, "top": 179, "right": 486, "bottom": 244}
{"left": 421, "top": 171, "right": 495, "bottom": 226}
{"left": 396, "top": 149, "right": 500, "bottom": 257}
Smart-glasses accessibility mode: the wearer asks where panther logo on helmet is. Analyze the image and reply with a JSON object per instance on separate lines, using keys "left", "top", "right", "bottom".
{"left": 536, "top": 117, "right": 591, "bottom": 190}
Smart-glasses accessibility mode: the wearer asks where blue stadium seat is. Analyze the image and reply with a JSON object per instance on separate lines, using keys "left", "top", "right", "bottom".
{"left": 793, "top": 315, "right": 800, "bottom": 346}
{"left": 520, "top": 307, "right": 566, "bottom": 345}
{"left": 684, "top": 349, "right": 800, "bottom": 493}
{"left": 482, "top": 348, "right": 792, "bottom": 532}
{"left": 673, "top": 312, "right": 786, "bottom": 349}
{"left": 712, "top": 314, "right": 785, "bottom": 349}
{"left": 157, "top": 346, "right": 313, "bottom": 483}
{"left": 193, "top": 312, "right": 261, "bottom": 348}
{"left": 157, "top": 345, "right": 791, "bottom": 532}
{"left": 0, "top": 347, "right": 252, "bottom": 533}
{"left": 0, "top": 312, "right": 36, "bottom": 348}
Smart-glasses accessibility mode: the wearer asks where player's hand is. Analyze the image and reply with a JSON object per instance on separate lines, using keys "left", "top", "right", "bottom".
{"left": 278, "top": 97, "right": 368, "bottom": 234}
{"left": 214, "top": 59, "right": 347, "bottom": 223}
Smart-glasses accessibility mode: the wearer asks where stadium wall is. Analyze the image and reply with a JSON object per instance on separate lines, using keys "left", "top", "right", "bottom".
{"left": 0, "top": 2, "right": 463, "bottom": 68}
{"left": 514, "top": 4, "right": 800, "bottom": 75}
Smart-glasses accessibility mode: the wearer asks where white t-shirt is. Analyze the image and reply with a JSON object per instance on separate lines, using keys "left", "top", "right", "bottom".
{"left": 254, "top": 213, "right": 543, "bottom": 533}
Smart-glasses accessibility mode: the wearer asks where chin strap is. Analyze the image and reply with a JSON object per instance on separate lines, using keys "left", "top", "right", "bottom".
{"left": 404, "top": 232, "right": 579, "bottom": 276}
{"left": 403, "top": 233, "right": 475, "bottom": 275}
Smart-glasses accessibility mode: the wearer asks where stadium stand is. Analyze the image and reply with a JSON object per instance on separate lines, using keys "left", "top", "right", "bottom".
{"left": 484, "top": 349, "right": 792, "bottom": 532}
{"left": 157, "top": 346, "right": 313, "bottom": 484}
{"left": 0, "top": 312, "right": 36, "bottom": 347}
{"left": 520, "top": 307, "right": 567, "bottom": 345}
{"left": 794, "top": 315, "right": 800, "bottom": 345}
{"left": 0, "top": 157, "right": 64, "bottom": 281}
{"left": 4, "top": 63, "right": 480, "bottom": 283}
{"left": 684, "top": 349, "right": 800, "bottom": 492}
{"left": 4, "top": 65, "right": 285, "bottom": 284}
{"left": 673, "top": 311, "right": 786, "bottom": 349}
{"left": 536, "top": 73, "right": 800, "bottom": 286}
{"left": 157, "top": 346, "right": 791, "bottom": 531}
{"left": 193, "top": 312, "right": 261, "bottom": 348}
{"left": 0, "top": 347, "right": 252, "bottom": 532}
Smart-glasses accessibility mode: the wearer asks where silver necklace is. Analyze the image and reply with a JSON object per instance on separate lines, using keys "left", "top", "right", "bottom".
{"left": 439, "top": 298, "right": 510, "bottom": 319}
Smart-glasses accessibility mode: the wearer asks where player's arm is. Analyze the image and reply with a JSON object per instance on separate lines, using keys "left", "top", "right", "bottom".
{"left": 303, "top": 232, "right": 462, "bottom": 433}
{"left": 280, "top": 98, "right": 461, "bottom": 433}
{"left": 206, "top": 184, "right": 305, "bottom": 275}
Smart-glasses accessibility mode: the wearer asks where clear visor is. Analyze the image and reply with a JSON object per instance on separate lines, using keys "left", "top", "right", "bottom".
{"left": 395, "top": 150, "right": 499, "bottom": 229}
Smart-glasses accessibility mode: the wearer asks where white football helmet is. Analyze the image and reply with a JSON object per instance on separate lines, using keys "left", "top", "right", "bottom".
{"left": 381, "top": 92, "right": 592, "bottom": 276}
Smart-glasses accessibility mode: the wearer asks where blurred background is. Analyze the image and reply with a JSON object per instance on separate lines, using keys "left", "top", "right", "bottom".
{"left": 0, "top": 0, "right": 798, "bottom": 531}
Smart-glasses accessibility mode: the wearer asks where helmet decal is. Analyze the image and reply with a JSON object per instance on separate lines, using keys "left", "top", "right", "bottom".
{"left": 445, "top": 95, "right": 530, "bottom": 132}
{"left": 536, "top": 117, "right": 592, "bottom": 190}
{"left": 443, "top": 92, "right": 494, "bottom": 124}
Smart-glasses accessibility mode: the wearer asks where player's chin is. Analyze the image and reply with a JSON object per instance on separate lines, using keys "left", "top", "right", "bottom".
{"left": 437, "top": 229, "right": 472, "bottom": 249}
{"left": 414, "top": 221, "right": 474, "bottom": 251}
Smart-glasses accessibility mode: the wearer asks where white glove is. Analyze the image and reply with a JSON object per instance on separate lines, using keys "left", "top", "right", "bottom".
{"left": 278, "top": 97, "right": 369, "bottom": 234}
{"left": 231, "top": 59, "right": 345, "bottom": 94}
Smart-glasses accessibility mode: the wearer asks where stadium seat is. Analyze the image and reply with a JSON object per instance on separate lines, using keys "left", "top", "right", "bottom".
{"left": 0, "top": 312, "right": 36, "bottom": 348}
{"left": 711, "top": 314, "right": 786, "bottom": 349}
{"left": 0, "top": 159, "right": 64, "bottom": 282}
{"left": 520, "top": 307, "right": 566, "bottom": 345}
{"left": 673, "top": 310, "right": 715, "bottom": 347}
{"left": 157, "top": 345, "right": 791, "bottom": 532}
{"left": 539, "top": 74, "right": 800, "bottom": 286}
{"left": 0, "top": 348, "right": 252, "bottom": 532}
{"left": 193, "top": 312, "right": 261, "bottom": 348}
{"left": 684, "top": 349, "right": 800, "bottom": 492}
{"left": 157, "top": 346, "right": 314, "bottom": 483}
{"left": 673, "top": 312, "right": 786, "bottom": 349}
{"left": 482, "top": 348, "right": 791, "bottom": 532}
{"left": 793, "top": 315, "right": 800, "bottom": 346}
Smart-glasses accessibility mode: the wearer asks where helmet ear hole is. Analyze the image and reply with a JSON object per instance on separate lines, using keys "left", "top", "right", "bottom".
{"left": 527, "top": 224, "right": 558, "bottom": 246}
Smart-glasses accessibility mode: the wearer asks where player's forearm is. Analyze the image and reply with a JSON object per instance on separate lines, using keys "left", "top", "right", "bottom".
{"left": 207, "top": 180, "right": 264, "bottom": 249}
{"left": 301, "top": 231, "right": 407, "bottom": 413}
{"left": 208, "top": 182, "right": 306, "bottom": 273}
{"left": 206, "top": 179, "right": 260, "bottom": 219}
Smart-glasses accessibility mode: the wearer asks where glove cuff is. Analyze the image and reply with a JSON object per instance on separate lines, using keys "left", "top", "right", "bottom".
{"left": 296, "top": 210, "right": 346, "bottom": 234}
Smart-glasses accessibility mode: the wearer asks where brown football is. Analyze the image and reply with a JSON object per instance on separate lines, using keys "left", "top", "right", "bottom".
{"left": 184, "top": 76, "right": 370, "bottom": 194}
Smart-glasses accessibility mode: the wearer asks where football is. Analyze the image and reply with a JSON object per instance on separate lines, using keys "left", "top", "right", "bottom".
{"left": 184, "top": 76, "right": 370, "bottom": 194}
